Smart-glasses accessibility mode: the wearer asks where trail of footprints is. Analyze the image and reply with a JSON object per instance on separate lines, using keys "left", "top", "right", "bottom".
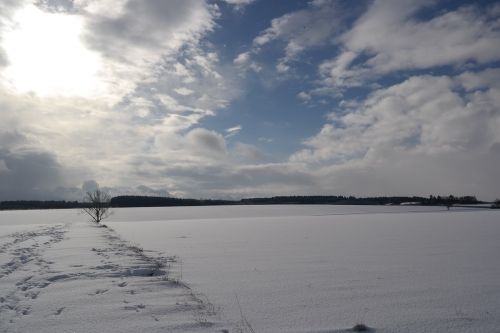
{"left": 0, "top": 225, "right": 67, "bottom": 324}
{"left": 0, "top": 223, "right": 220, "bottom": 331}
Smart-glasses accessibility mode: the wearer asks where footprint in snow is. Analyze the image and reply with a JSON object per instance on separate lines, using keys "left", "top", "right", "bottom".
{"left": 124, "top": 304, "right": 145, "bottom": 312}
{"left": 54, "top": 307, "right": 65, "bottom": 315}
{"left": 24, "top": 291, "right": 40, "bottom": 299}
{"left": 36, "top": 281, "right": 50, "bottom": 289}
{"left": 90, "top": 288, "right": 109, "bottom": 295}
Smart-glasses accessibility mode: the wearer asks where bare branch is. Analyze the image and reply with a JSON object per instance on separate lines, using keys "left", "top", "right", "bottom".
{"left": 81, "top": 188, "right": 111, "bottom": 223}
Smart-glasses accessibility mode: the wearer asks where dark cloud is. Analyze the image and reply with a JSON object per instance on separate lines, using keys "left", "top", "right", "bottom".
{"left": 0, "top": 131, "right": 28, "bottom": 147}
{"left": 0, "top": 148, "right": 66, "bottom": 200}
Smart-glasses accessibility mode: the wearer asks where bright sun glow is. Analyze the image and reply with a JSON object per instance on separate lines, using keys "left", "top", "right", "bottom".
{"left": 2, "top": 5, "right": 105, "bottom": 97}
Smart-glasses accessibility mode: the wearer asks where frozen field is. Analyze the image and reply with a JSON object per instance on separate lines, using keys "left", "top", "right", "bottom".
{"left": 1, "top": 205, "right": 500, "bottom": 332}
{"left": 107, "top": 205, "right": 500, "bottom": 332}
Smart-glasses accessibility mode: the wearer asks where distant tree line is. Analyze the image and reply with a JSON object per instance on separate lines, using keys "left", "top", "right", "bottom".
{"left": 110, "top": 195, "right": 233, "bottom": 207}
{"left": 0, "top": 200, "right": 83, "bottom": 210}
{"left": 239, "top": 195, "right": 481, "bottom": 206}
{"left": 0, "top": 194, "right": 485, "bottom": 211}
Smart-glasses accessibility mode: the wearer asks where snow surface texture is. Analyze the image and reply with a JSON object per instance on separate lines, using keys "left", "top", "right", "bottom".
{"left": 0, "top": 214, "right": 227, "bottom": 333}
{"left": 106, "top": 205, "right": 500, "bottom": 333}
{"left": 1, "top": 205, "right": 500, "bottom": 333}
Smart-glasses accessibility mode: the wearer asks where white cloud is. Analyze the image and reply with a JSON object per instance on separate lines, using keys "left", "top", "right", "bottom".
{"left": 222, "top": 0, "right": 256, "bottom": 11}
{"left": 156, "top": 94, "right": 208, "bottom": 114}
{"left": 297, "top": 91, "right": 311, "bottom": 102}
{"left": 75, "top": 0, "right": 220, "bottom": 100}
{"left": 233, "top": 51, "right": 262, "bottom": 73}
{"left": 253, "top": 0, "right": 348, "bottom": 64}
{"left": 225, "top": 125, "right": 242, "bottom": 138}
{"left": 291, "top": 72, "right": 500, "bottom": 199}
{"left": 0, "top": 1, "right": 245, "bottom": 199}
{"left": 174, "top": 87, "right": 194, "bottom": 96}
{"left": 318, "top": 0, "right": 500, "bottom": 91}
{"left": 232, "top": 0, "right": 351, "bottom": 76}
{"left": 223, "top": 0, "right": 255, "bottom": 5}
{"left": 276, "top": 61, "right": 290, "bottom": 73}
{"left": 233, "top": 51, "right": 250, "bottom": 65}
{"left": 233, "top": 142, "right": 267, "bottom": 162}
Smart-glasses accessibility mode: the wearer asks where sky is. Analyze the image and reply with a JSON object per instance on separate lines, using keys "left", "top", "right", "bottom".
{"left": 0, "top": 0, "right": 499, "bottom": 201}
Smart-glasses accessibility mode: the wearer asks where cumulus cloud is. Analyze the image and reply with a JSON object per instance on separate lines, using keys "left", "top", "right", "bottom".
{"left": 1, "top": 0, "right": 499, "bottom": 201}
{"left": 318, "top": 0, "right": 500, "bottom": 91}
{"left": 291, "top": 72, "right": 500, "bottom": 199}
{"left": 0, "top": 0, "right": 244, "bottom": 199}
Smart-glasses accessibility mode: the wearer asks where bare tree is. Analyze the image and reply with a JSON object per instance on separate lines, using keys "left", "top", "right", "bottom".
{"left": 82, "top": 189, "right": 111, "bottom": 223}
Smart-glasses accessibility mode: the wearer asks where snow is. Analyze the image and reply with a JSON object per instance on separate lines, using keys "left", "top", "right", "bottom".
{"left": 0, "top": 211, "right": 226, "bottom": 333}
{"left": 106, "top": 205, "right": 500, "bottom": 333}
{"left": 1, "top": 205, "right": 500, "bottom": 332}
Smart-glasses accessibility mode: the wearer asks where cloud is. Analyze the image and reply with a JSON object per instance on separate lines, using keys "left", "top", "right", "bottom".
{"left": 233, "top": 142, "right": 268, "bottom": 162}
{"left": 291, "top": 72, "right": 500, "bottom": 199}
{"left": 0, "top": 1, "right": 246, "bottom": 200}
{"left": 0, "top": 0, "right": 27, "bottom": 67}
{"left": 318, "top": 0, "right": 500, "bottom": 91}
{"left": 252, "top": 0, "right": 351, "bottom": 64}
{"left": 232, "top": 0, "right": 357, "bottom": 76}
{"left": 184, "top": 128, "right": 227, "bottom": 157}
{"left": 80, "top": 0, "right": 217, "bottom": 60}
{"left": 153, "top": 162, "right": 317, "bottom": 199}
{"left": 0, "top": 148, "right": 66, "bottom": 200}
{"left": 233, "top": 52, "right": 251, "bottom": 66}
{"left": 223, "top": 0, "right": 255, "bottom": 5}
{"left": 1, "top": 1, "right": 499, "bottom": 201}
{"left": 225, "top": 125, "right": 242, "bottom": 138}
{"left": 222, "top": 0, "right": 256, "bottom": 11}
{"left": 233, "top": 51, "right": 262, "bottom": 74}
{"left": 297, "top": 91, "right": 311, "bottom": 102}
{"left": 70, "top": 0, "right": 221, "bottom": 101}
{"left": 174, "top": 87, "right": 194, "bottom": 96}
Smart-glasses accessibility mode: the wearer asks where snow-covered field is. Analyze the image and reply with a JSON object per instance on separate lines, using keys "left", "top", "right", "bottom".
{"left": 0, "top": 209, "right": 225, "bottom": 333}
{"left": 1, "top": 205, "right": 500, "bottom": 332}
